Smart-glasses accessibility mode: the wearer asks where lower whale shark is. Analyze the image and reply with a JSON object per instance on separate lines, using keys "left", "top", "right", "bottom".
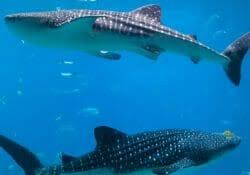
{"left": 0, "top": 126, "right": 240, "bottom": 175}
{"left": 4, "top": 4, "right": 250, "bottom": 86}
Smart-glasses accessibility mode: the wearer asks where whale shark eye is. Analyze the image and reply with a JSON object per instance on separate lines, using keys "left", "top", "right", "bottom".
{"left": 223, "top": 130, "right": 235, "bottom": 140}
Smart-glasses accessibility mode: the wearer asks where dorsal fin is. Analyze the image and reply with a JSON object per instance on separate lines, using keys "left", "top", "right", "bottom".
{"left": 137, "top": 44, "right": 165, "bottom": 60}
{"left": 132, "top": 4, "right": 162, "bottom": 23}
{"left": 94, "top": 126, "right": 127, "bottom": 148}
{"left": 61, "top": 153, "right": 77, "bottom": 165}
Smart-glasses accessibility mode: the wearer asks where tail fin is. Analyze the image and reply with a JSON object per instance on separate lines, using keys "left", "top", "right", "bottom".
{"left": 223, "top": 32, "right": 250, "bottom": 86}
{"left": 0, "top": 135, "right": 43, "bottom": 175}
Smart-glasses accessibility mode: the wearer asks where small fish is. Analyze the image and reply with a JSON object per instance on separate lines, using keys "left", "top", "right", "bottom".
{"left": 0, "top": 96, "right": 6, "bottom": 105}
{"left": 4, "top": 4, "right": 250, "bottom": 86}
{"left": 16, "top": 90, "right": 23, "bottom": 96}
{"left": 0, "top": 126, "right": 240, "bottom": 175}
{"left": 80, "top": 107, "right": 100, "bottom": 116}
{"left": 61, "top": 61, "right": 74, "bottom": 65}
{"left": 60, "top": 72, "right": 74, "bottom": 78}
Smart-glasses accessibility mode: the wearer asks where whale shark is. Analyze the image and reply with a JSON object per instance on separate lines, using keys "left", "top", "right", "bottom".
{"left": 0, "top": 126, "right": 241, "bottom": 175}
{"left": 4, "top": 5, "right": 250, "bottom": 86}
{"left": 4, "top": 4, "right": 250, "bottom": 86}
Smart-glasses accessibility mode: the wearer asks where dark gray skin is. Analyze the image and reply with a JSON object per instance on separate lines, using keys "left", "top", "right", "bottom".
{"left": 4, "top": 4, "right": 250, "bottom": 86}
{"left": 0, "top": 126, "right": 241, "bottom": 175}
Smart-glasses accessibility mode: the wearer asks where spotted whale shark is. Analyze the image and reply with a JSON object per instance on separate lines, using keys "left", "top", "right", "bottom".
{"left": 4, "top": 4, "right": 250, "bottom": 86}
{"left": 0, "top": 126, "right": 240, "bottom": 175}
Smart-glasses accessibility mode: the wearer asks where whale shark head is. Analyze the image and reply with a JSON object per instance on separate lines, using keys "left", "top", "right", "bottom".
{"left": 5, "top": 13, "right": 55, "bottom": 45}
{"left": 5, "top": 11, "right": 98, "bottom": 50}
{"left": 219, "top": 130, "right": 241, "bottom": 151}
{"left": 188, "top": 130, "right": 241, "bottom": 163}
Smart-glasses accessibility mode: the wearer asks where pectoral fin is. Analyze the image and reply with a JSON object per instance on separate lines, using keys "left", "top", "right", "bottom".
{"left": 190, "top": 56, "right": 201, "bottom": 64}
{"left": 143, "top": 44, "right": 164, "bottom": 54}
{"left": 152, "top": 158, "right": 194, "bottom": 175}
{"left": 188, "top": 35, "right": 201, "bottom": 64}
{"left": 94, "top": 51, "right": 121, "bottom": 60}
{"left": 136, "top": 44, "right": 165, "bottom": 60}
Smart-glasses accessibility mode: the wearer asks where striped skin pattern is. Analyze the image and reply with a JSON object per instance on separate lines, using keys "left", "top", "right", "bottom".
{"left": 34, "top": 127, "right": 240, "bottom": 175}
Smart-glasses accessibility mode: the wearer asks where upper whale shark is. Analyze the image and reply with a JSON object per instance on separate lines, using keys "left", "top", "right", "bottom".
{"left": 4, "top": 4, "right": 250, "bottom": 85}
{"left": 0, "top": 126, "right": 240, "bottom": 175}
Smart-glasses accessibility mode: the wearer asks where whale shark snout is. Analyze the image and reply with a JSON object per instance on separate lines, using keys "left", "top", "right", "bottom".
{"left": 4, "top": 11, "right": 110, "bottom": 51}
{"left": 221, "top": 130, "right": 241, "bottom": 149}
{"left": 4, "top": 12, "right": 90, "bottom": 49}
{"left": 5, "top": 13, "right": 55, "bottom": 45}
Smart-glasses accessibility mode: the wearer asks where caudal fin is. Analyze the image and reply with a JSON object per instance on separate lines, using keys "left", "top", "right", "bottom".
{"left": 223, "top": 32, "right": 250, "bottom": 86}
{"left": 0, "top": 135, "right": 43, "bottom": 175}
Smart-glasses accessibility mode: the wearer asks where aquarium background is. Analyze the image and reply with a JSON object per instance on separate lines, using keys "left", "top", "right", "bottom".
{"left": 0, "top": 0, "right": 250, "bottom": 174}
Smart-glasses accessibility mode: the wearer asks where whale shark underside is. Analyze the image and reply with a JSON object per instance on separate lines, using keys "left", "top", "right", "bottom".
{"left": 4, "top": 4, "right": 250, "bottom": 85}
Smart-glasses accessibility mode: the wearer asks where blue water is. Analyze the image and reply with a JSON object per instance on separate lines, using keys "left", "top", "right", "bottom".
{"left": 0, "top": 0, "right": 250, "bottom": 174}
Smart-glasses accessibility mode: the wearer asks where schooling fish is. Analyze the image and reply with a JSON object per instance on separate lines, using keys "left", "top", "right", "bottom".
{"left": 0, "top": 126, "right": 240, "bottom": 175}
{"left": 4, "top": 5, "right": 250, "bottom": 86}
